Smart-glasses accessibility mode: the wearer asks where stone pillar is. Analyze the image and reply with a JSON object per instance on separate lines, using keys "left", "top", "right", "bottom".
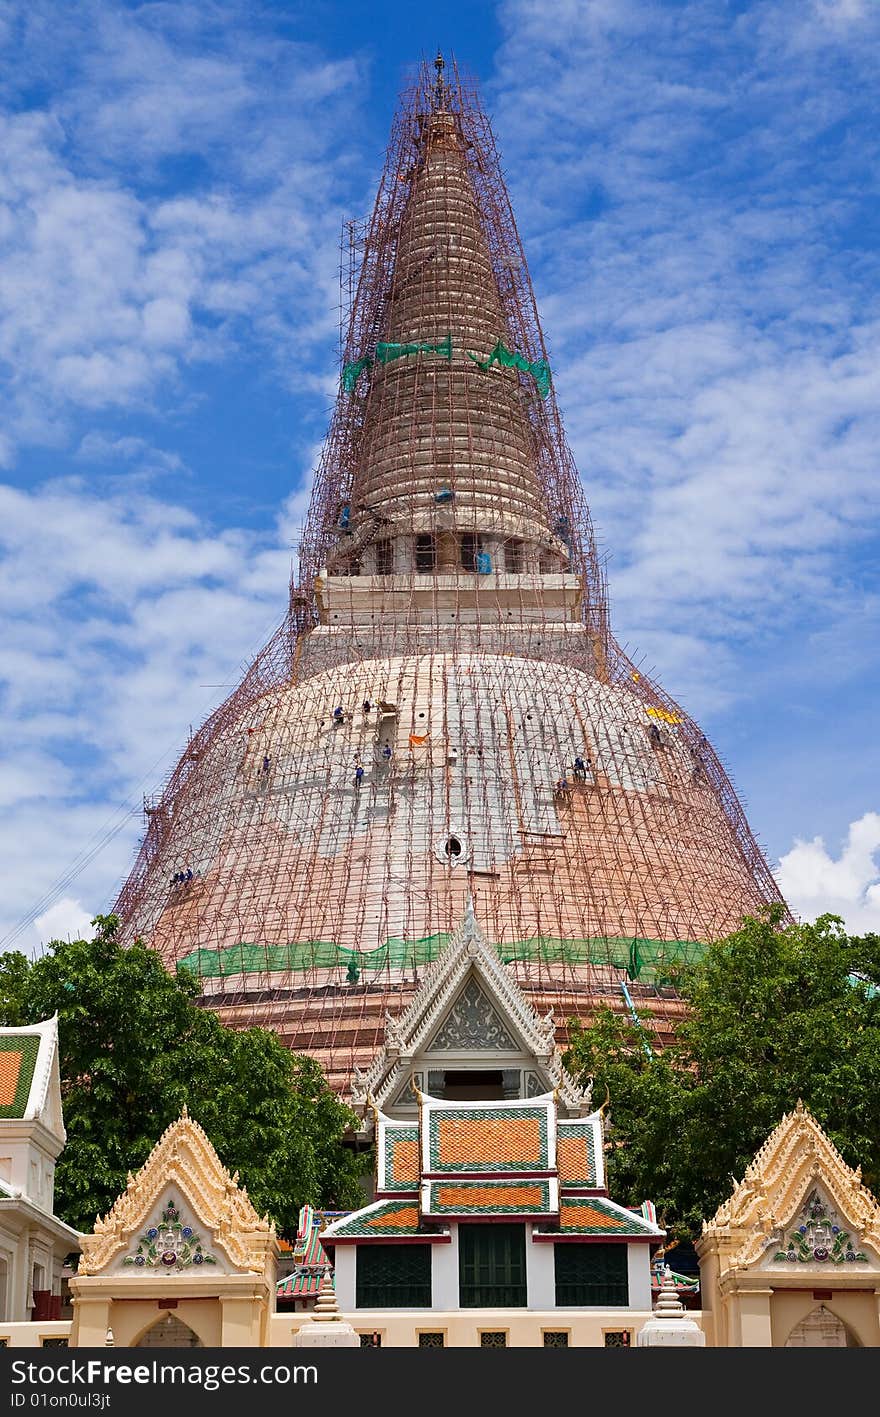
{"left": 737, "top": 1286, "right": 773, "bottom": 1347}
{"left": 637, "top": 1267, "right": 706, "bottom": 1347}
{"left": 292, "top": 1274, "right": 360, "bottom": 1348}
{"left": 219, "top": 1293, "right": 264, "bottom": 1347}
{"left": 436, "top": 529, "right": 459, "bottom": 573}
{"left": 69, "top": 1295, "right": 112, "bottom": 1348}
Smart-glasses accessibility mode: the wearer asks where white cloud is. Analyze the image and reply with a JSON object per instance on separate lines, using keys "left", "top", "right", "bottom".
{"left": 776, "top": 813, "right": 880, "bottom": 933}
{"left": 0, "top": 470, "right": 302, "bottom": 949}
{"left": 0, "top": 3, "right": 365, "bottom": 455}
{"left": 492, "top": 0, "right": 880, "bottom": 716}
{"left": 31, "top": 897, "right": 94, "bottom": 955}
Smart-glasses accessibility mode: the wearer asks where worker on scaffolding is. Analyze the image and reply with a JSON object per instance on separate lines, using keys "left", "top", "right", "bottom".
{"left": 554, "top": 776, "right": 570, "bottom": 802}
{"left": 332, "top": 705, "right": 345, "bottom": 726}
{"left": 690, "top": 743, "right": 706, "bottom": 782}
{"left": 362, "top": 699, "right": 372, "bottom": 715}
{"left": 262, "top": 754, "right": 271, "bottom": 774}
{"left": 381, "top": 744, "right": 393, "bottom": 762}
{"left": 573, "top": 754, "right": 587, "bottom": 781}
{"left": 354, "top": 764, "right": 364, "bottom": 787}
{"left": 648, "top": 723, "right": 662, "bottom": 747}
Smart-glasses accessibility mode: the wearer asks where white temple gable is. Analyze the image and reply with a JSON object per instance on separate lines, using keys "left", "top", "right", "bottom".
{"left": 427, "top": 976, "right": 521, "bottom": 1053}
{"left": 351, "top": 899, "right": 591, "bottom": 1121}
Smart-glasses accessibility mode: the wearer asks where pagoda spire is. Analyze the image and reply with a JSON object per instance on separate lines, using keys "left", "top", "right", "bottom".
{"left": 432, "top": 49, "right": 448, "bottom": 110}
{"left": 331, "top": 57, "right": 563, "bottom": 577}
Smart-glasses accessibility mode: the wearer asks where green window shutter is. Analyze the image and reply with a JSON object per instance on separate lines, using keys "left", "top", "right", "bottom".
{"left": 459, "top": 1224, "right": 527, "bottom": 1308}
{"left": 355, "top": 1245, "right": 432, "bottom": 1308}
{"left": 554, "top": 1244, "right": 629, "bottom": 1306}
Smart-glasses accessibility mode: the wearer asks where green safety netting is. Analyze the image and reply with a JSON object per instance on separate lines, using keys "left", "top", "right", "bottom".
{"left": 177, "top": 932, "right": 454, "bottom": 979}
{"left": 341, "top": 355, "right": 372, "bottom": 392}
{"left": 375, "top": 335, "right": 452, "bottom": 364}
{"left": 467, "top": 340, "right": 552, "bottom": 398}
{"left": 178, "top": 933, "right": 704, "bottom": 982}
{"left": 341, "top": 334, "right": 452, "bottom": 391}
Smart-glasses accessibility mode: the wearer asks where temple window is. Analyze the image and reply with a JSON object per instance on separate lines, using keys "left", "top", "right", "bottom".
{"left": 355, "top": 1244, "right": 431, "bottom": 1308}
{"left": 374, "top": 539, "right": 394, "bottom": 575}
{"left": 459, "top": 1224, "right": 527, "bottom": 1308}
{"left": 554, "top": 1243, "right": 628, "bottom": 1307}
{"left": 505, "top": 539, "right": 524, "bottom": 572}
{"left": 460, "top": 533, "right": 480, "bottom": 571}
{"left": 415, "top": 534, "right": 436, "bottom": 573}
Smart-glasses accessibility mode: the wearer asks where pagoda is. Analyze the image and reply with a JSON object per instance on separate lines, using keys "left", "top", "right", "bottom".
{"left": 115, "top": 55, "right": 786, "bottom": 1090}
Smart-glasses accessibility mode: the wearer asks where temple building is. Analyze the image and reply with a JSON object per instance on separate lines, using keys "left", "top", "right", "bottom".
{"left": 0, "top": 1018, "right": 80, "bottom": 1335}
{"left": 3, "top": 979, "right": 879, "bottom": 1346}
{"left": 319, "top": 903, "right": 665, "bottom": 1348}
{"left": 113, "top": 56, "right": 787, "bottom": 1091}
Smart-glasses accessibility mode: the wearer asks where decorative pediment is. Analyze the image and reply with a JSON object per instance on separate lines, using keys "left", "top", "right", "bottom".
{"left": 699, "top": 1101, "right": 880, "bottom": 1277}
{"left": 350, "top": 899, "right": 591, "bottom": 1119}
{"left": 120, "top": 1193, "right": 221, "bottom": 1274}
{"left": 427, "top": 977, "right": 518, "bottom": 1052}
{"left": 767, "top": 1187, "right": 868, "bottom": 1268}
{"left": 77, "top": 1108, "right": 276, "bottom": 1277}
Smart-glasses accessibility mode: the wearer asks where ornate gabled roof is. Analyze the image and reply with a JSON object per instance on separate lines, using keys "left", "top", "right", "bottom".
{"left": 533, "top": 1195, "right": 664, "bottom": 1241}
{"left": 0, "top": 1015, "right": 65, "bottom": 1139}
{"left": 351, "top": 899, "right": 591, "bottom": 1118}
{"left": 377, "top": 1118, "right": 420, "bottom": 1194}
{"left": 334, "top": 1091, "right": 650, "bottom": 1240}
{"left": 276, "top": 1203, "right": 332, "bottom": 1299}
{"left": 422, "top": 1177, "right": 558, "bottom": 1218}
{"left": 77, "top": 1107, "right": 276, "bottom": 1276}
{"left": 698, "top": 1100, "right": 880, "bottom": 1276}
{"left": 557, "top": 1117, "right": 603, "bottom": 1190}
{"left": 421, "top": 1094, "right": 555, "bottom": 1173}
{"left": 321, "top": 1199, "right": 449, "bottom": 1243}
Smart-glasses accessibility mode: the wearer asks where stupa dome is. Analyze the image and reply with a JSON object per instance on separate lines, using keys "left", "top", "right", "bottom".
{"left": 116, "top": 57, "right": 785, "bottom": 1090}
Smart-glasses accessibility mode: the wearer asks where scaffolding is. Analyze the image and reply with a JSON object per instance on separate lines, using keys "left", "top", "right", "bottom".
{"left": 114, "top": 56, "right": 788, "bottom": 1092}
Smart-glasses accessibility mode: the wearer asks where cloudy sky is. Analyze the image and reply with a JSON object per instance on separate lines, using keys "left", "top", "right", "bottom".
{"left": 1, "top": 0, "right": 878, "bottom": 953}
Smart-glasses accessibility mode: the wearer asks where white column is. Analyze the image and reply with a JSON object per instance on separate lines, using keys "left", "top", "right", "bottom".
{"left": 333, "top": 1248, "right": 356, "bottom": 1312}
{"left": 627, "top": 1244, "right": 653, "bottom": 1311}
{"left": 432, "top": 1228, "right": 459, "bottom": 1311}
{"left": 526, "top": 1229, "right": 556, "bottom": 1309}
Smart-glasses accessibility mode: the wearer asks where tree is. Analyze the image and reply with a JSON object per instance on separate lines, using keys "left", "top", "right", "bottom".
{"left": 0, "top": 915, "right": 367, "bottom": 1234}
{"left": 564, "top": 908, "right": 880, "bottom": 1241}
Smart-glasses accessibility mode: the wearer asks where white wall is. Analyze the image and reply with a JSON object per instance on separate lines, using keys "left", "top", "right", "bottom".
{"left": 627, "top": 1244, "right": 653, "bottom": 1311}
{"left": 341, "top": 1232, "right": 648, "bottom": 1315}
{"left": 332, "top": 1248, "right": 355, "bottom": 1311}
{"left": 525, "top": 1228, "right": 555, "bottom": 1308}
{"left": 432, "top": 1234, "right": 458, "bottom": 1310}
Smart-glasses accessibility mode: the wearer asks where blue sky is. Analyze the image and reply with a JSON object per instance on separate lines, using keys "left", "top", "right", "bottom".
{"left": 1, "top": 0, "right": 879, "bottom": 952}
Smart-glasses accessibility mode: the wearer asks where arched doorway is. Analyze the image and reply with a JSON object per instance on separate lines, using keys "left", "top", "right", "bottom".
{"left": 136, "top": 1314, "right": 204, "bottom": 1347}
{"left": 785, "top": 1306, "right": 859, "bottom": 1347}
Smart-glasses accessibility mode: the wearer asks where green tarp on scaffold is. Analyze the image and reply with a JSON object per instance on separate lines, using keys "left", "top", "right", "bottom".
{"left": 178, "top": 933, "right": 705, "bottom": 982}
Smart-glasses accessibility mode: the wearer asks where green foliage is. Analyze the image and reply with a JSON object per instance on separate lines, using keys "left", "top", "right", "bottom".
{"left": 0, "top": 915, "right": 367, "bottom": 1234}
{"left": 564, "top": 908, "right": 880, "bottom": 1241}
{"left": 0, "top": 950, "right": 31, "bottom": 1027}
